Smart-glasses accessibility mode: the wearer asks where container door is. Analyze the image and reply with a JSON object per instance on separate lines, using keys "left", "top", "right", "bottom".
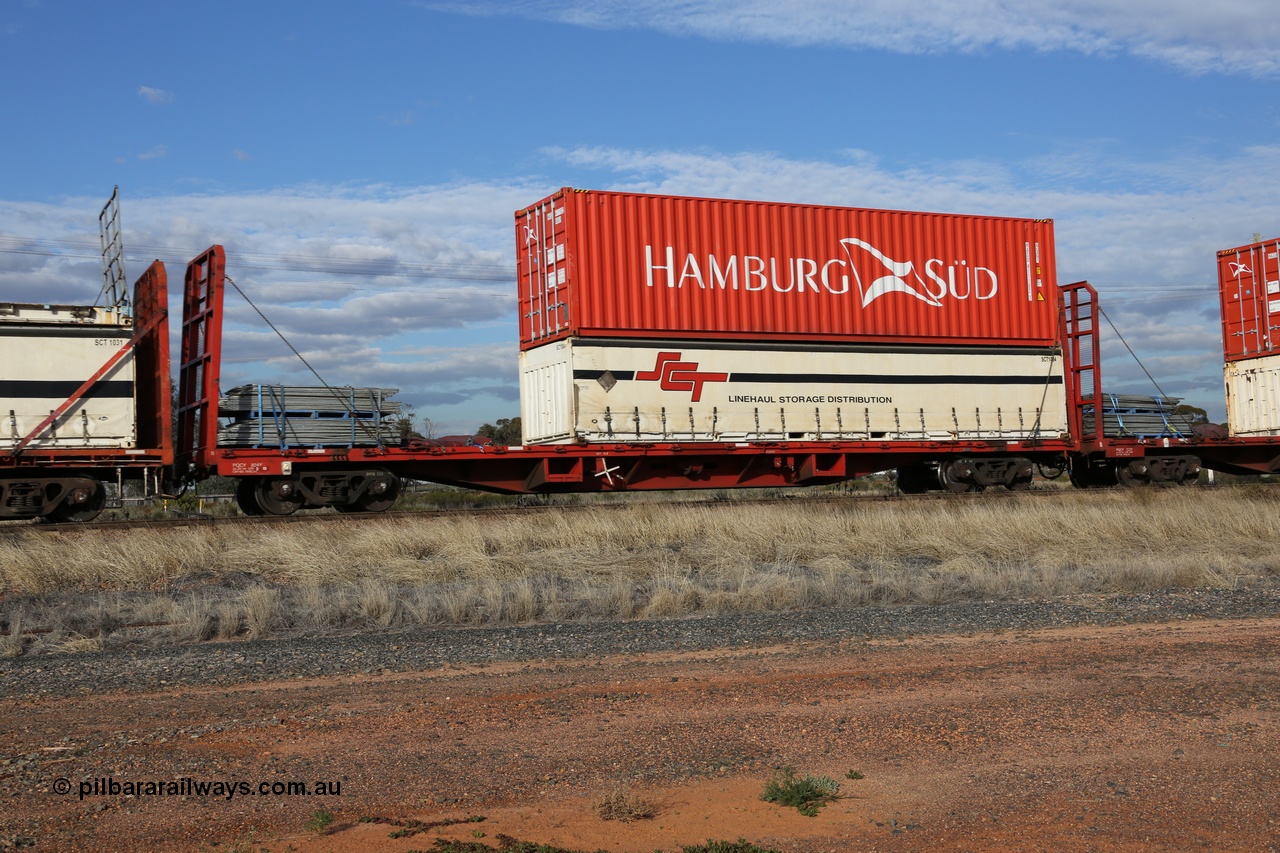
{"left": 1220, "top": 241, "right": 1280, "bottom": 360}
{"left": 517, "top": 196, "right": 571, "bottom": 345}
{"left": 519, "top": 343, "right": 574, "bottom": 442}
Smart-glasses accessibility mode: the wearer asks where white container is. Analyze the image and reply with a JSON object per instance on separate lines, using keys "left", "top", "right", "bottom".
{"left": 520, "top": 338, "right": 1069, "bottom": 444}
{"left": 1224, "top": 353, "right": 1280, "bottom": 435}
{"left": 0, "top": 303, "right": 137, "bottom": 450}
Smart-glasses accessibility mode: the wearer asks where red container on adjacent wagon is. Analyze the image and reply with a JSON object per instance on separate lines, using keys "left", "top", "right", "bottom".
{"left": 515, "top": 188, "right": 1059, "bottom": 350}
{"left": 1218, "top": 237, "right": 1280, "bottom": 362}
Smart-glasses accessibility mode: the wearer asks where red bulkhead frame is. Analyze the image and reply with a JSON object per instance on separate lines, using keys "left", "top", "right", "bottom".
{"left": 132, "top": 259, "right": 173, "bottom": 463}
{"left": 176, "top": 245, "right": 226, "bottom": 478}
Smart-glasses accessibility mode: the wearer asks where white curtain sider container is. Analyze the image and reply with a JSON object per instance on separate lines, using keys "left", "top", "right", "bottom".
{"left": 520, "top": 338, "right": 1068, "bottom": 444}
{"left": 0, "top": 303, "right": 137, "bottom": 450}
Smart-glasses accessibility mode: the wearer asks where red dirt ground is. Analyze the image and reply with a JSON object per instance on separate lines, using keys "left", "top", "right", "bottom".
{"left": 2, "top": 617, "right": 1278, "bottom": 852}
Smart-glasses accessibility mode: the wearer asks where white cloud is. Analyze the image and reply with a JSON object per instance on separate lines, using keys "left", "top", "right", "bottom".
{"left": 423, "top": 0, "right": 1280, "bottom": 77}
{"left": 227, "top": 288, "right": 514, "bottom": 339}
{"left": 5, "top": 142, "right": 1278, "bottom": 421}
{"left": 232, "top": 149, "right": 252, "bottom": 162}
{"left": 137, "top": 85, "right": 174, "bottom": 105}
{"left": 538, "top": 142, "right": 1280, "bottom": 418}
{"left": 0, "top": 181, "right": 539, "bottom": 423}
{"left": 544, "top": 143, "right": 1280, "bottom": 288}
{"left": 137, "top": 144, "right": 168, "bottom": 161}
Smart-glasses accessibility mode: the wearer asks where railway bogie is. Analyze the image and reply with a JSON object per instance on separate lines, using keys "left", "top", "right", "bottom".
{"left": 942, "top": 457, "right": 1036, "bottom": 492}
{"left": 1070, "top": 453, "right": 1202, "bottom": 488}
{"left": 232, "top": 469, "right": 403, "bottom": 516}
{"left": 1114, "top": 455, "right": 1202, "bottom": 487}
{"left": 0, "top": 474, "right": 106, "bottom": 522}
{"left": 896, "top": 456, "right": 1038, "bottom": 494}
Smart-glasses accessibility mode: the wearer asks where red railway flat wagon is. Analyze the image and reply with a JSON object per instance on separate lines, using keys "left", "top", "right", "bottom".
{"left": 178, "top": 243, "right": 1081, "bottom": 508}
{"left": 0, "top": 260, "right": 172, "bottom": 521}
{"left": 516, "top": 188, "right": 1059, "bottom": 350}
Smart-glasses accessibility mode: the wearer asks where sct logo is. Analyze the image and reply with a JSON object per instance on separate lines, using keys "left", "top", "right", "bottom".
{"left": 635, "top": 352, "right": 728, "bottom": 402}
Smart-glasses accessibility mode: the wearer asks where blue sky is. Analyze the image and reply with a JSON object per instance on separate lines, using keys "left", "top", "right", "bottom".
{"left": 3, "top": 0, "right": 1280, "bottom": 430}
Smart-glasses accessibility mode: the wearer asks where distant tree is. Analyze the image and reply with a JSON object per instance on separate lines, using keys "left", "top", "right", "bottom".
{"left": 477, "top": 417, "right": 522, "bottom": 446}
{"left": 420, "top": 416, "right": 437, "bottom": 440}
{"left": 1172, "top": 404, "right": 1209, "bottom": 425}
{"left": 394, "top": 403, "right": 423, "bottom": 444}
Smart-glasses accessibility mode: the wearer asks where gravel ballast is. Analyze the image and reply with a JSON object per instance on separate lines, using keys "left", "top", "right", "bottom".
{"left": 5, "top": 584, "right": 1279, "bottom": 699}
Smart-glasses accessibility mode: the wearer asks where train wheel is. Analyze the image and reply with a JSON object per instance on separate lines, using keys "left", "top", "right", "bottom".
{"left": 1179, "top": 457, "right": 1203, "bottom": 486}
{"left": 1005, "top": 460, "right": 1035, "bottom": 491}
{"left": 358, "top": 474, "right": 400, "bottom": 512}
{"left": 331, "top": 473, "right": 400, "bottom": 513}
{"left": 49, "top": 481, "right": 105, "bottom": 523}
{"left": 254, "top": 479, "right": 303, "bottom": 516}
{"left": 1115, "top": 461, "right": 1152, "bottom": 488}
{"left": 939, "top": 460, "right": 983, "bottom": 493}
{"left": 235, "top": 479, "right": 266, "bottom": 516}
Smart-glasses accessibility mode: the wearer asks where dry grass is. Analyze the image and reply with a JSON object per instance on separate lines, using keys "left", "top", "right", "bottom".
{"left": 2, "top": 486, "right": 1279, "bottom": 654}
{"left": 594, "top": 785, "right": 658, "bottom": 822}
{"left": 0, "top": 607, "right": 24, "bottom": 658}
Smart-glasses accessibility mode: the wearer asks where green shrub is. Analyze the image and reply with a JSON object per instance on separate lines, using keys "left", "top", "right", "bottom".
{"left": 304, "top": 807, "right": 335, "bottom": 834}
{"left": 760, "top": 767, "right": 840, "bottom": 817}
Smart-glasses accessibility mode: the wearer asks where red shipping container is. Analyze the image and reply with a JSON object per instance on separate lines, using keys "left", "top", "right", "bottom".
{"left": 1218, "top": 237, "right": 1280, "bottom": 362}
{"left": 515, "top": 188, "right": 1059, "bottom": 350}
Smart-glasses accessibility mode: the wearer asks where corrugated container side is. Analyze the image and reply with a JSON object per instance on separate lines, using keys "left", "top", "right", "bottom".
{"left": 0, "top": 304, "right": 137, "bottom": 451}
{"left": 516, "top": 189, "right": 1058, "bottom": 350}
{"left": 1219, "top": 238, "right": 1280, "bottom": 362}
{"left": 1224, "top": 352, "right": 1280, "bottom": 435}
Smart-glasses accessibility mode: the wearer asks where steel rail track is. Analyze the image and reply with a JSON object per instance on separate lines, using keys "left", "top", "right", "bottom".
{"left": 0, "top": 486, "right": 1071, "bottom": 536}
